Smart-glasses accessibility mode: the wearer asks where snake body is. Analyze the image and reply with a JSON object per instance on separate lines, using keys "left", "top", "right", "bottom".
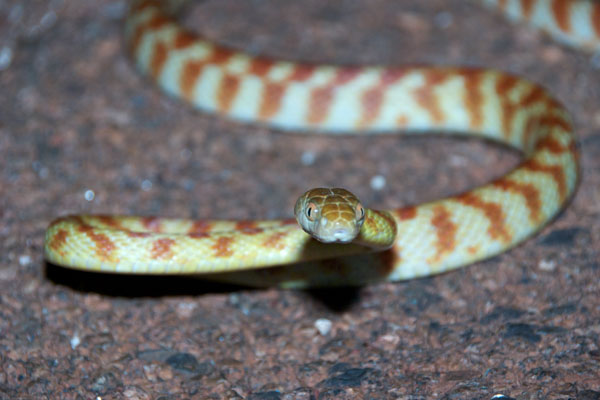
{"left": 45, "top": 0, "right": 594, "bottom": 287}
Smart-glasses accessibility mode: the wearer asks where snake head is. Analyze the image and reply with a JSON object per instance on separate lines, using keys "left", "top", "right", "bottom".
{"left": 294, "top": 187, "right": 366, "bottom": 243}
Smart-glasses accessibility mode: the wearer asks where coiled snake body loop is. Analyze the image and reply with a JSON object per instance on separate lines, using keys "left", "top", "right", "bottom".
{"left": 44, "top": 0, "right": 593, "bottom": 287}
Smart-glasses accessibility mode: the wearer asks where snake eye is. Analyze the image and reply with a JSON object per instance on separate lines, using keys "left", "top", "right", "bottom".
{"left": 355, "top": 203, "right": 365, "bottom": 220}
{"left": 305, "top": 202, "right": 318, "bottom": 221}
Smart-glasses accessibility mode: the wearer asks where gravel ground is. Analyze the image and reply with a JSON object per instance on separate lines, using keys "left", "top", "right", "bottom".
{"left": 1, "top": 0, "right": 599, "bottom": 398}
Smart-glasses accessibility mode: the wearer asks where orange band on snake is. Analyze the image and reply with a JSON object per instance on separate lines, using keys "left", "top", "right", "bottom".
{"left": 45, "top": 0, "right": 592, "bottom": 287}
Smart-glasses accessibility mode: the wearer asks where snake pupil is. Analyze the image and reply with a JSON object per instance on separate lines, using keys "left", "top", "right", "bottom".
{"left": 306, "top": 202, "right": 318, "bottom": 221}
{"left": 356, "top": 204, "right": 365, "bottom": 219}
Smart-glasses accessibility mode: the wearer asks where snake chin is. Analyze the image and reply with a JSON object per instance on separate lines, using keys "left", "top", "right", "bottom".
{"left": 312, "top": 226, "right": 359, "bottom": 244}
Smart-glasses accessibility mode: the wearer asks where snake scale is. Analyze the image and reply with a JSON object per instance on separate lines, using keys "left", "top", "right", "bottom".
{"left": 45, "top": 0, "right": 597, "bottom": 287}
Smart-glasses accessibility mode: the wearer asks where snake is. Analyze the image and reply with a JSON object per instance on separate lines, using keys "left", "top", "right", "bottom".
{"left": 44, "top": 0, "right": 596, "bottom": 288}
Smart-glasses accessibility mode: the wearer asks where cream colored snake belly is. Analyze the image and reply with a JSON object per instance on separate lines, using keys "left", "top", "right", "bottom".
{"left": 45, "top": 0, "right": 595, "bottom": 287}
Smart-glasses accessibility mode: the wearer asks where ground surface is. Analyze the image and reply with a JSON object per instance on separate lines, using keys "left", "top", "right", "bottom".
{"left": 1, "top": 0, "right": 600, "bottom": 399}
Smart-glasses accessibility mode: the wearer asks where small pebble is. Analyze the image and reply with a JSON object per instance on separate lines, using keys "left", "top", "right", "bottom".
{"left": 370, "top": 175, "right": 386, "bottom": 191}
{"left": 314, "top": 318, "right": 332, "bottom": 336}
{"left": 70, "top": 333, "right": 81, "bottom": 349}
{"left": 0, "top": 46, "right": 13, "bottom": 70}
{"left": 141, "top": 179, "right": 153, "bottom": 191}
{"left": 33, "top": 161, "right": 49, "bottom": 179}
{"left": 18, "top": 255, "right": 31, "bottom": 266}
{"left": 40, "top": 11, "right": 58, "bottom": 30}
{"left": 84, "top": 189, "right": 95, "bottom": 201}
{"left": 300, "top": 151, "right": 316, "bottom": 166}
{"left": 538, "top": 259, "right": 557, "bottom": 271}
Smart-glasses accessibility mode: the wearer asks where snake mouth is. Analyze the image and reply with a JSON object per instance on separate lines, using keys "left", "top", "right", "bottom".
{"left": 331, "top": 228, "right": 356, "bottom": 243}
{"left": 313, "top": 226, "right": 357, "bottom": 244}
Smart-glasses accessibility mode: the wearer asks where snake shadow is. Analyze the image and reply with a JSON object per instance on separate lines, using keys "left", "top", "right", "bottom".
{"left": 44, "top": 262, "right": 245, "bottom": 296}
{"left": 44, "top": 261, "right": 365, "bottom": 311}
